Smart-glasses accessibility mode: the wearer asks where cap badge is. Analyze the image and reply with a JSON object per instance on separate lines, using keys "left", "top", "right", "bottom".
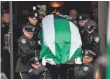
{"left": 79, "top": 16, "right": 82, "bottom": 19}
{"left": 32, "top": 28, "right": 35, "bottom": 31}
{"left": 35, "top": 13, "right": 38, "bottom": 17}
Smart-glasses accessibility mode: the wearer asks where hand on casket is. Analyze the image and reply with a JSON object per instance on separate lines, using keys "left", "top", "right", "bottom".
{"left": 28, "top": 65, "right": 47, "bottom": 76}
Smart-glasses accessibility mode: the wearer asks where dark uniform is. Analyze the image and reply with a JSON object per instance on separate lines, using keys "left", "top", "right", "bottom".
{"left": 74, "top": 50, "right": 96, "bottom": 79}
{"left": 26, "top": 10, "right": 41, "bottom": 49}
{"left": 1, "top": 22, "right": 10, "bottom": 79}
{"left": 84, "top": 20, "right": 100, "bottom": 56}
{"left": 1, "top": 10, "right": 10, "bottom": 79}
{"left": 77, "top": 14, "right": 100, "bottom": 56}
{"left": 1, "top": 22, "right": 9, "bottom": 50}
{"left": 74, "top": 63, "right": 94, "bottom": 79}
{"left": 15, "top": 24, "right": 40, "bottom": 79}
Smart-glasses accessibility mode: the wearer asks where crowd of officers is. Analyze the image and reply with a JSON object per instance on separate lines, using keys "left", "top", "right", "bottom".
{"left": 1, "top": 7, "right": 100, "bottom": 79}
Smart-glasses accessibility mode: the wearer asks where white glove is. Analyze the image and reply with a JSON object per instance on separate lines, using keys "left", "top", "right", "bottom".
{"left": 42, "top": 57, "right": 56, "bottom": 66}
{"left": 75, "top": 57, "right": 82, "bottom": 64}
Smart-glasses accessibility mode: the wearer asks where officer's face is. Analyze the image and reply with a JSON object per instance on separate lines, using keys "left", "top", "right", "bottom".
{"left": 2, "top": 13, "right": 9, "bottom": 24}
{"left": 85, "top": 25, "right": 96, "bottom": 34}
{"left": 69, "top": 9, "right": 77, "bottom": 18}
{"left": 24, "top": 30, "right": 33, "bottom": 39}
{"left": 78, "top": 19, "right": 88, "bottom": 27}
{"left": 28, "top": 33, "right": 34, "bottom": 39}
{"left": 29, "top": 17, "right": 38, "bottom": 25}
{"left": 83, "top": 57, "right": 93, "bottom": 63}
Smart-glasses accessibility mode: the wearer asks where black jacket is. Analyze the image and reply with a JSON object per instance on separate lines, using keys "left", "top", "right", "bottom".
{"left": 1, "top": 22, "right": 9, "bottom": 50}
{"left": 15, "top": 35, "right": 40, "bottom": 72}
{"left": 74, "top": 63, "right": 94, "bottom": 79}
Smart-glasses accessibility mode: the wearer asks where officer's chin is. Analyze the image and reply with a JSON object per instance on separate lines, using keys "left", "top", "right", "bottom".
{"left": 28, "top": 34, "right": 33, "bottom": 39}
{"left": 83, "top": 61, "right": 89, "bottom": 64}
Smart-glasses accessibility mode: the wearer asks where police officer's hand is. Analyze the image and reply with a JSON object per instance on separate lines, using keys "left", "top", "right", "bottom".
{"left": 31, "top": 64, "right": 41, "bottom": 69}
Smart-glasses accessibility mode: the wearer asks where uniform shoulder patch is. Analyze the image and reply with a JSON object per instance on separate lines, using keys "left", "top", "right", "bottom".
{"left": 21, "top": 39, "right": 27, "bottom": 44}
{"left": 94, "top": 37, "right": 99, "bottom": 43}
{"left": 83, "top": 66, "right": 89, "bottom": 71}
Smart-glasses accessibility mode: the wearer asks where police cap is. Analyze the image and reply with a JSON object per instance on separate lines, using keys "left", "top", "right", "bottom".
{"left": 23, "top": 24, "right": 36, "bottom": 34}
{"left": 29, "top": 57, "right": 40, "bottom": 64}
{"left": 77, "top": 13, "right": 89, "bottom": 21}
{"left": 28, "top": 11, "right": 39, "bottom": 20}
{"left": 28, "top": 6, "right": 40, "bottom": 19}
{"left": 85, "top": 20, "right": 97, "bottom": 31}
{"left": 83, "top": 50, "right": 96, "bottom": 58}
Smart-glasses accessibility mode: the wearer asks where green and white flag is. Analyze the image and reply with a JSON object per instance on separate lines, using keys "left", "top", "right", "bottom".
{"left": 39, "top": 14, "right": 82, "bottom": 65}
{"left": 106, "top": 2, "right": 110, "bottom": 79}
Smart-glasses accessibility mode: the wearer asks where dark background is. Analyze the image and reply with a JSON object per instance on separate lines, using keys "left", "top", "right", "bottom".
{"left": 14, "top": 1, "right": 91, "bottom": 28}
{"left": 15, "top": 1, "right": 90, "bottom": 14}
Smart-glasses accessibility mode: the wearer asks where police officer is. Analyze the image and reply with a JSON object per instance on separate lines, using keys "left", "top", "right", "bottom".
{"left": 18, "top": 6, "right": 40, "bottom": 40}
{"left": 21, "top": 6, "right": 39, "bottom": 26}
{"left": 84, "top": 20, "right": 100, "bottom": 55}
{"left": 77, "top": 14, "right": 100, "bottom": 56}
{"left": 1, "top": 10, "right": 10, "bottom": 79}
{"left": 27, "top": 11, "right": 38, "bottom": 26}
{"left": 74, "top": 50, "right": 96, "bottom": 79}
{"left": 69, "top": 9, "right": 78, "bottom": 24}
{"left": 76, "top": 14, "right": 90, "bottom": 35}
{"left": 15, "top": 24, "right": 41, "bottom": 79}
{"left": 1, "top": 10, "right": 9, "bottom": 50}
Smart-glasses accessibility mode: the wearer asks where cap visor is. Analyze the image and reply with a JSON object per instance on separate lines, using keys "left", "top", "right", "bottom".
{"left": 29, "top": 32, "right": 34, "bottom": 35}
{"left": 84, "top": 55, "right": 93, "bottom": 58}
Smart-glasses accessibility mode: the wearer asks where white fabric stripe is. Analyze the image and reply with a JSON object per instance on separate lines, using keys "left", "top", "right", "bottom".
{"left": 42, "top": 14, "right": 56, "bottom": 56}
{"left": 69, "top": 22, "right": 82, "bottom": 59}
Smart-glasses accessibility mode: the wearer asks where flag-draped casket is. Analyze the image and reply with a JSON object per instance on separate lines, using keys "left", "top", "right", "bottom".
{"left": 38, "top": 14, "right": 83, "bottom": 65}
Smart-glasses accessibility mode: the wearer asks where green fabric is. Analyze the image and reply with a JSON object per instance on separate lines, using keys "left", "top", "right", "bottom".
{"left": 54, "top": 19, "right": 71, "bottom": 63}
{"left": 54, "top": 19, "right": 71, "bottom": 43}
{"left": 40, "top": 44, "right": 61, "bottom": 64}
{"left": 40, "top": 43, "right": 82, "bottom": 64}
{"left": 106, "top": 42, "right": 110, "bottom": 79}
{"left": 70, "top": 48, "right": 83, "bottom": 61}
{"left": 39, "top": 15, "right": 82, "bottom": 64}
